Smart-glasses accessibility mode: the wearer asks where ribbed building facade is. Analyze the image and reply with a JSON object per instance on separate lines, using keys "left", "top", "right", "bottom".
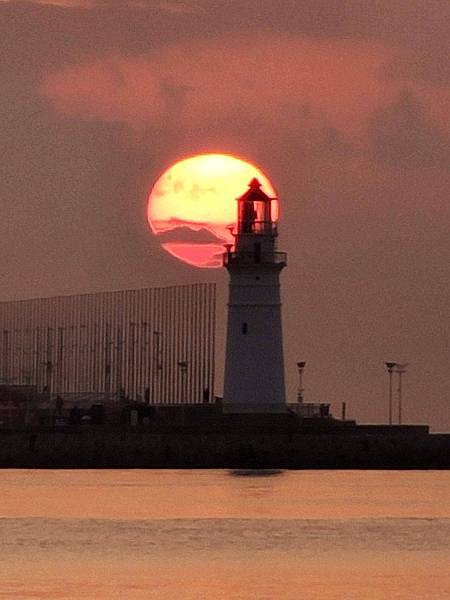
{"left": 0, "top": 284, "right": 215, "bottom": 404}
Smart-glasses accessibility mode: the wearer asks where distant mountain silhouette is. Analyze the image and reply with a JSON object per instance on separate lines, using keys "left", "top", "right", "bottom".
{"left": 157, "top": 225, "right": 227, "bottom": 245}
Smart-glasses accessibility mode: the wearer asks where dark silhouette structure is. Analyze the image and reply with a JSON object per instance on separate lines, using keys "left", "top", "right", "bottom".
{"left": 0, "top": 284, "right": 215, "bottom": 405}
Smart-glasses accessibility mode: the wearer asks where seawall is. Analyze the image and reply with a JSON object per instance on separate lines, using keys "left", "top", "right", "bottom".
{"left": 1, "top": 428, "right": 449, "bottom": 469}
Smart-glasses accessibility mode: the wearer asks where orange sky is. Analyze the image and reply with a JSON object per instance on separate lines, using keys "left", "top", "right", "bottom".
{"left": 1, "top": 0, "right": 450, "bottom": 430}
{"left": 41, "top": 34, "right": 450, "bottom": 144}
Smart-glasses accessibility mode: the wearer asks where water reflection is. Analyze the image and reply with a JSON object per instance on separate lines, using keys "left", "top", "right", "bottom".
{"left": 229, "top": 469, "right": 284, "bottom": 477}
{"left": 0, "top": 471, "right": 449, "bottom": 599}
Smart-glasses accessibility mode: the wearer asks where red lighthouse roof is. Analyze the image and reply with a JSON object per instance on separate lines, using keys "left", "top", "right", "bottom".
{"left": 237, "top": 178, "right": 272, "bottom": 203}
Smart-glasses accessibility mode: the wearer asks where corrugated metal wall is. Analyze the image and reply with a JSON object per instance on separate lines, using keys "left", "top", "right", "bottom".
{"left": 0, "top": 284, "right": 216, "bottom": 404}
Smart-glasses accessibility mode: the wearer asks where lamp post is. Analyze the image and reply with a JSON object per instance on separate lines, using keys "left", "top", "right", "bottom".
{"left": 178, "top": 360, "right": 188, "bottom": 403}
{"left": 296, "top": 361, "right": 306, "bottom": 403}
{"left": 385, "top": 362, "right": 396, "bottom": 425}
{"left": 151, "top": 331, "right": 161, "bottom": 404}
{"left": 395, "top": 363, "right": 408, "bottom": 425}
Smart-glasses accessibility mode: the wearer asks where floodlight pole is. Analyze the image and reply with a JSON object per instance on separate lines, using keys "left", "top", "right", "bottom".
{"left": 151, "top": 331, "right": 161, "bottom": 404}
{"left": 385, "top": 362, "right": 396, "bottom": 425}
{"left": 396, "top": 364, "right": 408, "bottom": 425}
{"left": 296, "top": 361, "right": 306, "bottom": 403}
{"left": 178, "top": 360, "right": 188, "bottom": 403}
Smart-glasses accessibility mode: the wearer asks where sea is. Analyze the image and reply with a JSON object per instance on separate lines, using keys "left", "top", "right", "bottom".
{"left": 0, "top": 470, "right": 449, "bottom": 599}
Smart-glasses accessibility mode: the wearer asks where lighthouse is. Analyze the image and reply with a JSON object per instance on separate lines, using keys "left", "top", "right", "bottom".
{"left": 222, "top": 178, "right": 287, "bottom": 413}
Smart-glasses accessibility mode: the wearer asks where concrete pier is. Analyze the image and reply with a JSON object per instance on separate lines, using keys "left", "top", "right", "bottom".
{"left": 1, "top": 424, "right": 448, "bottom": 469}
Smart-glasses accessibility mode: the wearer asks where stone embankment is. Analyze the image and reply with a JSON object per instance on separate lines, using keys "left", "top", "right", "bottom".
{"left": 0, "top": 427, "right": 449, "bottom": 469}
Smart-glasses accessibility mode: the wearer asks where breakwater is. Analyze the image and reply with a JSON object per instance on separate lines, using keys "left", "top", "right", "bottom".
{"left": 1, "top": 426, "right": 448, "bottom": 469}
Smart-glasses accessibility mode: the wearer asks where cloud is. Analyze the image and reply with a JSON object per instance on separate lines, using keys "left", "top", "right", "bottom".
{"left": 385, "top": 46, "right": 450, "bottom": 87}
{"left": 0, "top": 0, "right": 198, "bottom": 9}
{"left": 0, "top": 0, "right": 92, "bottom": 6}
{"left": 38, "top": 29, "right": 450, "bottom": 185}
{"left": 155, "top": 225, "right": 226, "bottom": 245}
{"left": 41, "top": 35, "right": 391, "bottom": 143}
{"left": 150, "top": 1, "right": 197, "bottom": 13}
{"left": 368, "top": 90, "right": 450, "bottom": 169}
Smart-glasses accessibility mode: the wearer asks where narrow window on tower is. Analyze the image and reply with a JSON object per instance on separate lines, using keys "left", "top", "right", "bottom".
{"left": 254, "top": 242, "right": 261, "bottom": 263}
{"left": 242, "top": 322, "right": 248, "bottom": 334}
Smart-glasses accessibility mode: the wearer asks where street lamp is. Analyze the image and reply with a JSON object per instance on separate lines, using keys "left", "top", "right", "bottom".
{"left": 296, "top": 361, "right": 306, "bottom": 403}
{"left": 177, "top": 360, "right": 188, "bottom": 403}
{"left": 395, "top": 363, "right": 408, "bottom": 425}
{"left": 385, "top": 362, "right": 396, "bottom": 425}
{"left": 151, "top": 331, "right": 162, "bottom": 404}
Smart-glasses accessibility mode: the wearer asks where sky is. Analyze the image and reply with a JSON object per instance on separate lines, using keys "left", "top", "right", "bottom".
{"left": 1, "top": 0, "right": 449, "bottom": 430}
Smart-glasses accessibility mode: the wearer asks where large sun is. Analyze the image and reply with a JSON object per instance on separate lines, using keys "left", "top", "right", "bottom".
{"left": 147, "top": 154, "right": 278, "bottom": 268}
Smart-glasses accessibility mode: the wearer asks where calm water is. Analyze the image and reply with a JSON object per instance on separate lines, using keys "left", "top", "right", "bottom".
{"left": 0, "top": 470, "right": 449, "bottom": 599}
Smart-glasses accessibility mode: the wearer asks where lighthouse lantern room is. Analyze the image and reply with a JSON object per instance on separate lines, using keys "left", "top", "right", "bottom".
{"left": 222, "top": 178, "right": 287, "bottom": 413}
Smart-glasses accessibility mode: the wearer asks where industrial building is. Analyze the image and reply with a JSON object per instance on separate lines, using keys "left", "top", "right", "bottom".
{"left": 0, "top": 283, "right": 215, "bottom": 425}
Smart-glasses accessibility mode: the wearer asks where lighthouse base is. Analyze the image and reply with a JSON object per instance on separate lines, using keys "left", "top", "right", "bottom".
{"left": 222, "top": 401, "right": 288, "bottom": 414}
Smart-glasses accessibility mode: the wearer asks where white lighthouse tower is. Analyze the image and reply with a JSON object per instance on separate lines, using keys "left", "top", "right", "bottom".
{"left": 222, "top": 178, "right": 287, "bottom": 413}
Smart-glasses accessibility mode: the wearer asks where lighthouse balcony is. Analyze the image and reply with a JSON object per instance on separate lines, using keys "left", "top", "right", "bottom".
{"left": 223, "top": 251, "right": 287, "bottom": 267}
